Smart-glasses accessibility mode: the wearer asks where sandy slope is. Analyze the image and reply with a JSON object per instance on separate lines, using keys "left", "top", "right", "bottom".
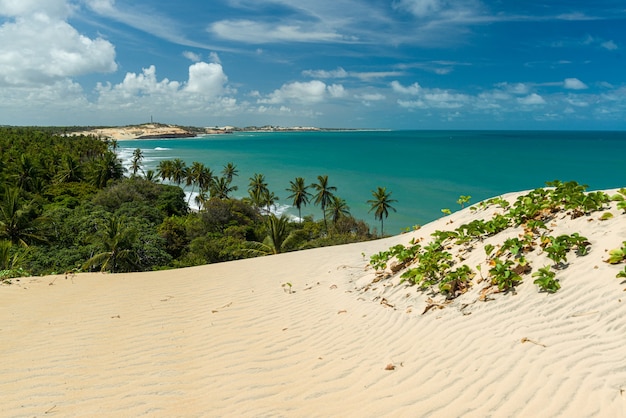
{"left": 1, "top": 191, "right": 626, "bottom": 417}
{"left": 69, "top": 124, "right": 193, "bottom": 140}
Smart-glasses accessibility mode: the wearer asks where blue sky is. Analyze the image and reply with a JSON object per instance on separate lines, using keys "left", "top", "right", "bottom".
{"left": 1, "top": 0, "right": 625, "bottom": 129}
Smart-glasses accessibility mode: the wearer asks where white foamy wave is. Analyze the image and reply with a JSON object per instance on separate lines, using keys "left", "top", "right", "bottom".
{"left": 154, "top": 147, "right": 172, "bottom": 151}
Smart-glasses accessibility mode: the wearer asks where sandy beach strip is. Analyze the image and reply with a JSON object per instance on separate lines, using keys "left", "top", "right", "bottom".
{"left": 2, "top": 190, "right": 626, "bottom": 417}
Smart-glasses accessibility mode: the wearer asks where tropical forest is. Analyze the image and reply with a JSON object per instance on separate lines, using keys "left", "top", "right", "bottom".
{"left": 0, "top": 127, "right": 397, "bottom": 279}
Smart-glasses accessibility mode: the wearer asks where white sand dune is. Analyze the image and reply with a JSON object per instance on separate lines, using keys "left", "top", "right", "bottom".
{"left": 2, "top": 190, "right": 626, "bottom": 417}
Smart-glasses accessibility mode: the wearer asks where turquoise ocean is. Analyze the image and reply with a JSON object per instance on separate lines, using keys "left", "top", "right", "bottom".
{"left": 118, "top": 130, "right": 626, "bottom": 235}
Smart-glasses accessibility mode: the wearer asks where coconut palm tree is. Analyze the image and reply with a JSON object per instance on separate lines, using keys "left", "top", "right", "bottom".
{"left": 88, "top": 151, "right": 124, "bottom": 188}
{"left": 222, "top": 162, "right": 239, "bottom": 183}
{"left": 144, "top": 169, "right": 158, "bottom": 183}
{"left": 130, "top": 148, "right": 143, "bottom": 177}
{"left": 326, "top": 196, "right": 350, "bottom": 225}
{"left": 170, "top": 158, "right": 187, "bottom": 186}
{"left": 367, "top": 186, "right": 397, "bottom": 237}
{"left": 286, "top": 177, "right": 311, "bottom": 223}
{"left": 261, "top": 189, "right": 279, "bottom": 214}
{"left": 210, "top": 176, "right": 238, "bottom": 199}
{"left": 157, "top": 159, "right": 173, "bottom": 182}
{"left": 195, "top": 190, "right": 210, "bottom": 210}
{"left": 243, "top": 214, "right": 292, "bottom": 255}
{"left": 185, "top": 162, "right": 212, "bottom": 203}
{"left": 0, "top": 188, "right": 47, "bottom": 246}
{"left": 55, "top": 154, "right": 83, "bottom": 183}
{"left": 311, "top": 175, "right": 337, "bottom": 230}
{"left": 248, "top": 173, "right": 269, "bottom": 209}
{"left": 83, "top": 215, "right": 139, "bottom": 273}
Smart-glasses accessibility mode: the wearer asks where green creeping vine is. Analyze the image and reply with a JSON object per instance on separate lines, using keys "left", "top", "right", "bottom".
{"left": 606, "top": 241, "right": 626, "bottom": 265}
{"left": 368, "top": 181, "right": 613, "bottom": 302}
{"left": 489, "top": 257, "right": 521, "bottom": 291}
{"left": 369, "top": 242, "right": 421, "bottom": 272}
{"left": 532, "top": 266, "right": 560, "bottom": 293}
{"left": 605, "top": 241, "right": 626, "bottom": 279}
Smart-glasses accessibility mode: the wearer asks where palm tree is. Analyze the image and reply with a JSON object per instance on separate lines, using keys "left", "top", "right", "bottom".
{"left": 89, "top": 151, "right": 124, "bottom": 188}
{"left": 0, "top": 240, "right": 22, "bottom": 271}
{"left": 83, "top": 216, "right": 139, "bottom": 273}
{"left": 195, "top": 190, "right": 210, "bottom": 210}
{"left": 265, "top": 214, "right": 291, "bottom": 254}
{"left": 261, "top": 189, "right": 279, "bottom": 214}
{"left": 367, "top": 187, "right": 397, "bottom": 237}
{"left": 144, "top": 169, "right": 158, "bottom": 183}
{"left": 0, "top": 188, "right": 46, "bottom": 246}
{"left": 243, "top": 214, "right": 292, "bottom": 255}
{"left": 185, "top": 162, "right": 212, "bottom": 203}
{"left": 170, "top": 158, "right": 187, "bottom": 186}
{"left": 326, "top": 196, "right": 350, "bottom": 225}
{"left": 222, "top": 162, "right": 239, "bottom": 183}
{"left": 286, "top": 177, "right": 311, "bottom": 223}
{"left": 210, "top": 176, "right": 238, "bottom": 199}
{"left": 311, "top": 175, "right": 337, "bottom": 230}
{"left": 12, "top": 154, "right": 41, "bottom": 192}
{"left": 248, "top": 173, "right": 269, "bottom": 209}
{"left": 55, "top": 154, "right": 83, "bottom": 183}
{"left": 157, "top": 160, "right": 173, "bottom": 182}
{"left": 130, "top": 148, "right": 143, "bottom": 177}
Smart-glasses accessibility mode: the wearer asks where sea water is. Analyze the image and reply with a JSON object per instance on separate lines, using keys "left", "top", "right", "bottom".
{"left": 118, "top": 130, "right": 626, "bottom": 234}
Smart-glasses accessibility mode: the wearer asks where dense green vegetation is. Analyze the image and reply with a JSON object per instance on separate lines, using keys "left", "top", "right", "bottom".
{"left": 370, "top": 181, "right": 626, "bottom": 299}
{"left": 0, "top": 127, "right": 391, "bottom": 280}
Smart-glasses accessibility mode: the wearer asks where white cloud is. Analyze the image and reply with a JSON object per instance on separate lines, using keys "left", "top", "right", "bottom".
{"left": 259, "top": 80, "right": 329, "bottom": 104}
{"left": 392, "top": 0, "right": 485, "bottom": 21}
{"left": 327, "top": 84, "right": 346, "bottom": 98}
{"left": 96, "top": 63, "right": 231, "bottom": 102}
{"left": 563, "top": 78, "right": 588, "bottom": 90}
{"left": 210, "top": 20, "right": 349, "bottom": 44}
{"left": 302, "top": 67, "right": 349, "bottom": 79}
{"left": 0, "top": 3, "right": 117, "bottom": 86}
{"left": 397, "top": 99, "right": 426, "bottom": 108}
{"left": 423, "top": 90, "right": 468, "bottom": 108}
{"left": 518, "top": 93, "right": 546, "bottom": 105}
{"left": 393, "top": 0, "right": 444, "bottom": 18}
{"left": 496, "top": 82, "right": 530, "bottom": 95}
{"left": 208, "top": 52, "right": 222, "bottom": 64}
{"left": 601, "top": 40, "right": 618, "bottom": 50}
{"left": 303, "top": 67, "right": 403, "bottom": 81}
{"left": 566, "top": 97, "right": 590, "bottom": 107}
{"left": 185, "top": 62, "right": 228, "bottom": 96}
{"left": 0, "top": 0, "right": 71, "bottom": 19}
{"left": 356, "top": 93, "right": 386, "bottom": 101}
{"left": 391, "top": 80, "right": 421, "bottom": 95}
{"left": 183, "top": 51, "right": 202, "bottom": 62}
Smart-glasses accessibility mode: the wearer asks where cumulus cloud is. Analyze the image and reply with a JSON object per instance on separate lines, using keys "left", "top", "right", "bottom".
{"left": 302, "top": 67, "right": 349, "bottom": 79}
{"left": 0, "top": 0, "right": 71, "bottom": 18}
{"left": 183, "top": 51, "right": 202, "bottom": 62}
{"left": 327, "top": 84, "right": 347, "bottom": 98}
{"left": 208, "top": 52, "right": 222, "bottom": 64}
{"left": 259, "top": 80, "right": 330, "bottom": 104}
{"left": 96, "top": 63, "right": 231, "bottom": 103}
{"left": 518, "top": 93, "right": 546, "bottom": 105}
{"left": 391, "top": 80, "right": 421, "bottom": 95}
{"left": 601, "top": 40, "right": 618, "bottom": 50}
{"left": 495, "top": 82, "right": 530, "bottom": 95}
{"left": 0, "top": 1, "right": 117, "bottom": 86}
{"left": 86, "top": 63, "right": 239, "bottom": 123}
{"left": 563, "top": 78, "right": 588, "bottom": 90}
{"left": 356, "top": 93, "right": 386, "bottom": 101}
{"left": 185, "top": 62, "right": 228, "bottom": 96}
